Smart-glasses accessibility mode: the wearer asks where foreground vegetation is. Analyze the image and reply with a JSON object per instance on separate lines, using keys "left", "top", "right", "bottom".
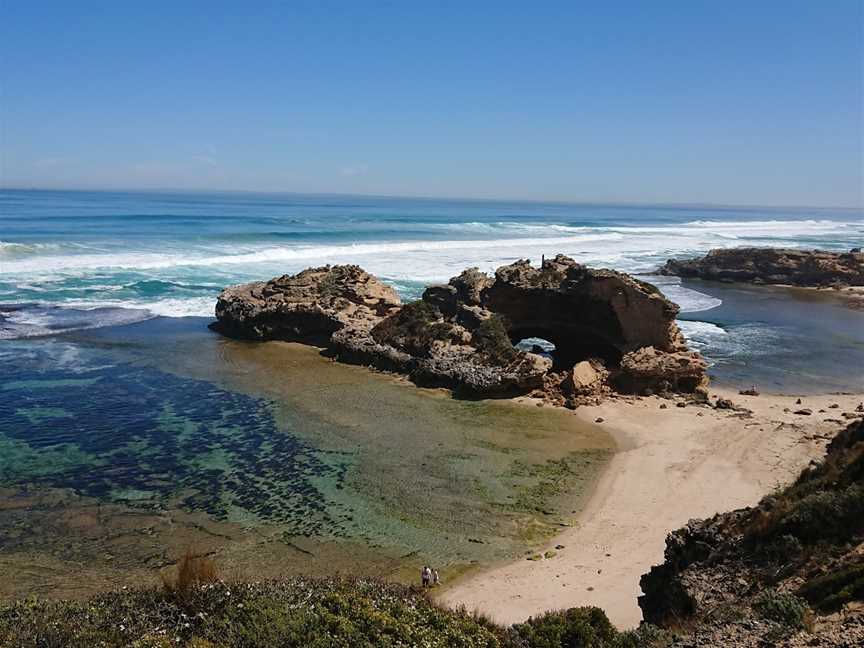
{"left": 0, "top": 564, "right": 667, "bottom": 648}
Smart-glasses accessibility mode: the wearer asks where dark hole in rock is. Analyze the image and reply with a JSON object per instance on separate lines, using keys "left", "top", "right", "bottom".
{"left": 509, "top": 327, "right": 622, "bottom": 371}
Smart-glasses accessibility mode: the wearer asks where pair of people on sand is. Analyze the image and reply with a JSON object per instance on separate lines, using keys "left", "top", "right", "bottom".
{"left": 420, "top": 565, "right": 440, "bottom": 588}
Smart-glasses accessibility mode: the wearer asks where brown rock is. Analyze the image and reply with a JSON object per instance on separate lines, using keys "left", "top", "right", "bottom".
{"left": 659, "top": 247, "right": 864, "bottom": 287}
{"left": 213, "top": 256, "right": 708, "bottom": 401}
{"left": 212, "top": 264, "right": 401, "bottom": 342}
{"left": 617, "top": 346, "right": 708, "bottom": 394}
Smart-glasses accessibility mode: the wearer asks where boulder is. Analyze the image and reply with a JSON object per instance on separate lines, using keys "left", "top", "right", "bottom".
{"left": 564, "top": 360, "right": 605, "bottom": 396}
{"left": 616, "top": 346, "right": 709, "bottom": 394}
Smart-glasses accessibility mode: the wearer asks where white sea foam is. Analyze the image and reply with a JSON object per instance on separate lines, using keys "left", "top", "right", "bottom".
{"left": 65, "top": 296, "right": 217, "bottom": 318}
{"left": 3, "top": 216, "right": 861, "bottom": 325}
{"left": 644, "top": 275, "right": 723, "bottom": 313}
{"left": 0, "top": 303, "right": 156, "bottom": 340}
{"left": 0, "top": 233, "right": 626, "bottom": 275}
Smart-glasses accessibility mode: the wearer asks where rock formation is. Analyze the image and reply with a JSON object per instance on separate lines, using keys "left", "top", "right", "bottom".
{"left": 212, "top": 265, "right": 401, "bottom": 343}
{"left": 639, "top": 416, "right": 864, "bottom": 646}
{"left": 214, "top": 255, "right": 708, "bottom": 401}
{"left": 659, "top": 247, "right": 864, "bottom": 287}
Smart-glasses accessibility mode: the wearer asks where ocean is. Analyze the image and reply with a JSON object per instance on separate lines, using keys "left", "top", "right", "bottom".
{"left": 1, "top": 189, "right": 862, "bottom": 316}
{"left": 2, "top": 189, "right": 863, "bottom": 388}
{"left": 1, "top": 189, "right": 863, "bottom": 596}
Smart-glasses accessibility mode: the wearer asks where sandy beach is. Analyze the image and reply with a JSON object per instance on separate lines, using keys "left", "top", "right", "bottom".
{"left": 437, "top": 388, "right": 864, "bottom": 629}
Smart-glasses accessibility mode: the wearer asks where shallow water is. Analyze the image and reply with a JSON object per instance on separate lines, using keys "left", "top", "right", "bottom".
{"left": 677, "top": 281, "right": 864, "bottom": 393}
{"left": 0, "top": 317, "right": 611, "bottom": 598}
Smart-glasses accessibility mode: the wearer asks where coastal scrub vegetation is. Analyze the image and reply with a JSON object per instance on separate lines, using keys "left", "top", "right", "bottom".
{"left": 746, "top": 419, "right": 864, "bottom": 547}
{"left": 473, "top": 315, "right": 518, "bottom": 366}
{"left": 752, "top": 591, "right": 812, "bottom": 630}
{"left": 161, "top": 548, "right": 219, "bottom": 601}
{"left": 371, "top": 300, "right": 453, "bottom": 356}
{"left": 0, "top": 577, "right": 670, "bottom": 648}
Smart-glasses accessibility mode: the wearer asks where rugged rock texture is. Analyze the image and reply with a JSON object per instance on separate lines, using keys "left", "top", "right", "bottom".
{"left": 485, "top": 256, "right": 683, "bottom": 364}
{"left": 617, "top": 346, "right": 708, "bottom": 395}
{"left": 214, "top": 256, "right": 707, "bottom": 400}
{"left": 639, "top": 416, "right": 864, "bottom": 647}
{"left": 212, "top": 265, "right": 401, "bottom": 343}
{"left": 660, "top": 247, "right": 864, "bottom": 287}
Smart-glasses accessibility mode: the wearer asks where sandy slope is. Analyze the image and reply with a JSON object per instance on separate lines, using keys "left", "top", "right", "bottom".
{"left": 437, "top": 388, "right": 864, "bottom": 629}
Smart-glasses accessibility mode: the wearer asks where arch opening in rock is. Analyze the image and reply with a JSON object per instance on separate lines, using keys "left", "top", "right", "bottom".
{"left": 507, "top": 326, "right": 622, "bottom": 371}
{"left": 514, "top": 336, "right": 556, "bottom": 362}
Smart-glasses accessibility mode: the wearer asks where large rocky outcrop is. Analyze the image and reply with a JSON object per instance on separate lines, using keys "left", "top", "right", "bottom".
{"left": 212, "top": 265, "right": 401, "bottom": 343}
{"left": 660, "top": 247, "right": 864, "bottom": 287}
{"left": 213, "top": 256, "right": 708, "bottom": 400}
{"left": 639, "top": 416, "right": 864, "bottom": 646}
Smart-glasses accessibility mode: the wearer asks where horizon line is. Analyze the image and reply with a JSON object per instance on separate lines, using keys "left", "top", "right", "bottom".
{"left": 1, "top": 184, "right": 862, "bottom": 213}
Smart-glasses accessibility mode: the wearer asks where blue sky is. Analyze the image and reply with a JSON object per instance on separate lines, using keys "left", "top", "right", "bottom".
{"left": 1, "top": 1, "right": 862, "bottom": 206}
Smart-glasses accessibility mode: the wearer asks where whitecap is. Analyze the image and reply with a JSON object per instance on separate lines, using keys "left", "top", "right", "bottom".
{"left": 0, "top": 303, "right": 156, "bottom": 340}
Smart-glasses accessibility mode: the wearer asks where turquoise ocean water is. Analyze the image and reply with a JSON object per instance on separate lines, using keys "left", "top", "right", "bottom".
{"left": 1, "top": 190, "right": 863, "bottom": 583}
{"left": 2, "top": 190, "right": 863, "bottom": 386}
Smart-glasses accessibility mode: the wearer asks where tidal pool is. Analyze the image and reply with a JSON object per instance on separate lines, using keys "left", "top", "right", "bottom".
{"left": 0, "top": 317, "right": 612, "bottom": 599}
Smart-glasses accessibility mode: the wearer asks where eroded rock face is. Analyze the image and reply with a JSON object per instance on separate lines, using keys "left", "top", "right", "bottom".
{"left": 213, "top": 256, "right": 707, "bottom": 400}
{"left": 486, "top": 256, "right": 683, "bottom": 364}
{"left": 212, "top": 265, "right": 401, "bottom": 343}
{"left": 660, "top": 247, "right": 864, "bottom": 287}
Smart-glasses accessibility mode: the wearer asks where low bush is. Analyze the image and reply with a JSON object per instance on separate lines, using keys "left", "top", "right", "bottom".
{"left": 473, "top": 315, "right": 517, "bottom": 366}
{"left": 0, "top": 579, "right": 673, "bottom": 648}
{"left": 798, "top": 563, "right": 864, "bottom": 613}
{"left": 0, "top": 579, "right": 500, "bottom": 648}
{"left": 162, "top": 548, "right": 219, "bottom": 601}
{"left": 753, "top": 591, "right": 811, "bottom": 631}
{"left": 769, "top": 484, "right": 864, "bottom": 545}
{"left": 507, "top": 607, "right": 618, "bottom": 648}
{"left": 371, "top": 300, "right": 453, "bottom": 356}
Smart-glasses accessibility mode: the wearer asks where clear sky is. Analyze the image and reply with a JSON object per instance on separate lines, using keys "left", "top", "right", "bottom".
{"left": 1, "top": 1, "right": 862, "bottom": 207}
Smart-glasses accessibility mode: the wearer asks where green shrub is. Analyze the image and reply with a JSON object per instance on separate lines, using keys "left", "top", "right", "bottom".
{"left": 508, "top": 607, "right": 618, "bottom": 648}
{"left": 798, "top": 563, "right": 864, "bottom": 613}
{"left": 773, "top": 484, "right": 864, "bottom": 544}
{"left": 473, "top": 315, "right": 517, "bottom": 366}
{"left": 613, "top": 624, "right": 672, "bottom": 648}
{"left": 371, "top": 300, "right": 453, "bottom": 356}
{"left": 753, "top": 591, "right": 811, "bottom": 630}
{"left": 0, "top": 579, "right": 502, "bottom": 648}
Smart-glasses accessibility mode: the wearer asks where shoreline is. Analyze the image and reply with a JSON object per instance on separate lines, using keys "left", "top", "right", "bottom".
{"left": 436, "top": 387, "right": 864, "bottom": 629}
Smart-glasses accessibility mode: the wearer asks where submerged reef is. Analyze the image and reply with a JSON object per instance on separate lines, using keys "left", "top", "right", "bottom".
{"left": 213, "top": 255, "right": 708, "bottom": 404}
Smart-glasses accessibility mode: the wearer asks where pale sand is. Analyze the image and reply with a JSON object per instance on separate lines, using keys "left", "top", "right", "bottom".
{"left": 437, "top": 388, "right": 864, "bottom": 629}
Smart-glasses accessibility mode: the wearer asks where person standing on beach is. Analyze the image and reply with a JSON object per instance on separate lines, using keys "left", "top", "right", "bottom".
{"left": 432, "top": 568, "right": 440, "bottom": 587}
{"left": 421, "top": 566, "right": 431, "bottom": 587}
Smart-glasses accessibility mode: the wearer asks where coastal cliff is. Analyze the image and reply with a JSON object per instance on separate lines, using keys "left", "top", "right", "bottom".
{"left": 639, "top": 415, "right": 864, "bottom": 646}
{"left": 213, "top": 255, "right": 708, "bottom": 403}
{"left": 659, "top": 247, "right": 864, "bottom": 287}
